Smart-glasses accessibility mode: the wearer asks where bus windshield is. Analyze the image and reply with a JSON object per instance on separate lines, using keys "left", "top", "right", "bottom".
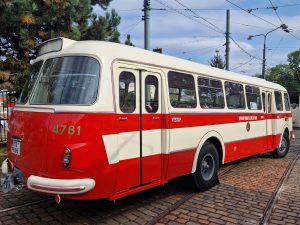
{"left": 31, "top": 56, "right": 100, "bottom": 105}
{"left": 17, "top": 61, "right": 43, "bottom": 104}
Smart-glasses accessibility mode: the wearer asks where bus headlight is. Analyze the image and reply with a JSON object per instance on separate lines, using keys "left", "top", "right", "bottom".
{"left": 63, "top": 148, "right": 72, "bottom": 168}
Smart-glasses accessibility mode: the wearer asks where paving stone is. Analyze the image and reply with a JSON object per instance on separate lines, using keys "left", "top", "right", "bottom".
{"left": 267, "top": 144, "right": 300, "bottom": 224}
{"left": 0, "top": 130, "right": 300, "bottom": 225}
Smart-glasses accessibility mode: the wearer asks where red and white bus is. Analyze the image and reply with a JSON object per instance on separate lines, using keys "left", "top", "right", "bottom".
{"left": 1, "top": 38, "right": 292, "bottom": 201}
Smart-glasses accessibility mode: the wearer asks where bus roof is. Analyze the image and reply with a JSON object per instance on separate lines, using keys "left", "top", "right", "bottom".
{"left": 36, "top": 38, "right": 286, "bottom": 91}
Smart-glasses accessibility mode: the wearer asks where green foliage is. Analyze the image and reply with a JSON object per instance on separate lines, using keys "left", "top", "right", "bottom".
{"left": 0, "top": 146, "right": 7, "bottom": 167}
{"left": 0, "top": 0, "right": 123, "bottom": 92}
{"left": 125, "top": 34, "right": 134, "bottom": 46}
{"left": 266, "top": 63, "right": 300, "bottom": 103}
{"left": 209, "top": 51, "right": 225, "bottom": 69}
{"left": 254, "top": 73, "right": 263, "bottom": 78}
{"left": 81, "top": 9, "right": 121, "bottom": 42}
{"left": 288, "top": 48, "right": 300, "bottom": 83}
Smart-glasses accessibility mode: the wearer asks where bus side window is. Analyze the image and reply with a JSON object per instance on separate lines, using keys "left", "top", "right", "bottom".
{"left": 268, "top": 93, "right": 272, "bottom": 113}
{"left": 198, "top": 76, "right": 224, "bottom": 109}
{"left": 262, "top": 92, "right": 266, "bottom": 112}
{"left": 145, "top": 75, "right": 158, "bottom": 113}
{"left": 274, "top": 91, "right": 283, "bottom": 111}
{"left": 284, "top": 93, "right": 291, "bottom": 111}
{"left": 168, "top": 71, "right": 197, "bottom": 108}
{"left": 245, "top": 85, "right": 262, "bottom": 110}
{"left": 225, "top": 81, "right": 245, "bottom": 109}
{"left": 119, "top": 71, "right": 136, "bottom": 113}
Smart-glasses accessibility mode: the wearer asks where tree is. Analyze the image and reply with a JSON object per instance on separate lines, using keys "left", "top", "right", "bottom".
{"left": 81, "top": 9, "right": 121, "bottom": 42}
{"left": 209, "top": 50, "right": 225, "bottom": 69}
{"left": 288, "top": 48, "right": 300, "bottom": 83}
{"left": 254, "top": 73, "right": 262, "bottom": 78}
{"left": 0, "top": 0, "right": 122, "bottom": 92}
{"left": 265, "top": 64, "right": 300, "bottom": 103}
{"left": 264, "top": 48, "right": 300, "bottom": 103}
{"left": 125, "top": 34, "right": 134, "bottom": 46}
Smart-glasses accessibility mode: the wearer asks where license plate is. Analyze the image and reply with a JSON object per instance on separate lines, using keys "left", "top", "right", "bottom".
{"left": 12, "top": 138, "right": 21, "bottom": 156}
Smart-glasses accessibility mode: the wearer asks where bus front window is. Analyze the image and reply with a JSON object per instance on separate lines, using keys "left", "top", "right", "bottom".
{"left": 30, "top": 56, "right": 100, "bottom": 105}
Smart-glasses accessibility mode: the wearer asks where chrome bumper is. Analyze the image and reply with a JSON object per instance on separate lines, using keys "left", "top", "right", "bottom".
{"left": 27, "top": 175, "right": 95, "bottom": 195}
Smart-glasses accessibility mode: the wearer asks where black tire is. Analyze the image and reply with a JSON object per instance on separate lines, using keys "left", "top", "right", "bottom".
{"left": 271, "top": 132, "right": 290, "bottom": 158}
{"left": 193, "top": 142, "right": 219, "bottom": 191}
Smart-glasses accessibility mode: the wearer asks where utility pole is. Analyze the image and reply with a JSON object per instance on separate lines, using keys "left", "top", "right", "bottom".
{"left": 225, "top": 10, "right": 230, "bottom": 71}
{"left": 143, "top": 0, "right": 150, "bottom": 50}
{"left": 262, "top": 36, "right": 267, "bottom": 79}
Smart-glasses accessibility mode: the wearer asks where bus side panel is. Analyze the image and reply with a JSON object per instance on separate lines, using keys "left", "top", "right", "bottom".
{"left": 167, "top": 113, "right": 267, "bottom": 168}
{"left": 166, "top": 149, "right": 196, "bottom": 180}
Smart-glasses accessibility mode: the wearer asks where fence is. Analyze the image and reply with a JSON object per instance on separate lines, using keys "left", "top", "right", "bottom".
{"left": 0, "top": 91, "right": 16, "bottom": 143}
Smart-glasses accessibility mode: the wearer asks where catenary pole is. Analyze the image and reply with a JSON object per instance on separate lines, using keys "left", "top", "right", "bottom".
{"left": 143, "top": 0, "right": 150, "bottom": 50}
{"left": 225, "top": 10, "right": 230, "bottom": 70}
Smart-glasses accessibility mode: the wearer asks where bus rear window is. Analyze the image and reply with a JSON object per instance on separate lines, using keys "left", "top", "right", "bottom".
{"left": 17, "top": 61, "right": 43, "bottom": 104}
{"left": 31, "top": 56, "right": 100, "bottom": 105}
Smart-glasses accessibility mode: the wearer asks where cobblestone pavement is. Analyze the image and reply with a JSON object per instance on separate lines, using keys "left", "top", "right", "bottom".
{"left": 0, "top": 130, "right": 300, "bottom": 225}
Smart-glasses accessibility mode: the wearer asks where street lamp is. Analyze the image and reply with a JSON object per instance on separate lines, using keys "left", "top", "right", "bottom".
{"left": 248, "top": 24, "right": 289, "bottom": 79}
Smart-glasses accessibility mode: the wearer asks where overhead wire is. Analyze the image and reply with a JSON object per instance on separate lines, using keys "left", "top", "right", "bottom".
{"left": 159, "top": 36, "right": 223, "bottom": 50}
{"left": 179, "top": 44, "right": 225, "bottom": 55}
{"left": 121, "top": 20, "right": 143, "bottom": 39}
{"left": 116, "top": 3, "right": 300, "bottom": 12}
{"left": 198, "top": 17, "right": 272, "bottom": 29}
{"left": 123, "top": 0, "right": 295, "bottom": 73}
{"left": 172, "top": 0, "right": 225, "bottom": 33}
{"left": 225, "top": 0, "right": 278, "bottom": 28}
{"left": 174, "top": 0, "right": 285, "bottom": 63}
{"left": 231, "top": 57, "right": 255, "bottom": 70}
{"left": 225, "top": 0, "right": 300, "bottom": 41}
{"left": 272, "top": 34, "right": 285, "bottom": 49}
{"left": 153, "top": 0, "right": 224, "bottom": 34}
{"left": 268, "top": 0, "right": 284, "bottom": 25}
{"left": 155, "top": 0, "right": 262, "bottom": 63}
{"left": 183, "top": 45, "right": 225, "bottom": 62}
{"left": 230, "top": 37, "right": 262, "bottom": 61}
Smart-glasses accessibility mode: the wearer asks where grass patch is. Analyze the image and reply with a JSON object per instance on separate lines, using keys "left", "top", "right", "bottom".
{"left": 0, "top": 146, "right": 7, "bottom": 163}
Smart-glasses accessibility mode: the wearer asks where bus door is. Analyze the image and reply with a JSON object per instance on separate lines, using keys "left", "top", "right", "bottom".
{"left": 266, "top": 92, "right": 273, "bottom": 150}
{"left": 141, "top": 71, "right": 162, "bottom": 184}
{"left": 115, "top": 67, "right": 162, "bottom": 192}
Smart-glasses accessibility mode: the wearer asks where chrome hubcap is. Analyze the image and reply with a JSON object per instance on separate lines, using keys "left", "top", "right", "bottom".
{"left": 201, "top": 153, "right": 215, "bottom": 181}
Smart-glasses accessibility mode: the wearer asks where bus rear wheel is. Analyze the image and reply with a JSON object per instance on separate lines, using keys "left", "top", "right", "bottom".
{"left": 271, "top": 132, "right": 290, "bottom": 158}
{"left": 193, "top": 142, "right": 219, "bottom": 191}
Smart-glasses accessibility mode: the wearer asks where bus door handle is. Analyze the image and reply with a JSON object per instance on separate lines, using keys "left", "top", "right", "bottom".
{"left": 118, "top": 117, "right": 128, "bottom": 121}
{"left": 152, "top": 116, "right": 160, "bottom": 120}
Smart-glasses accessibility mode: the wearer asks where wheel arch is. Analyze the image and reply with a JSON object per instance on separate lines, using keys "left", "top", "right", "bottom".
{"left": 279, "top": 125, "right": 290, "bottom": 148}
{"left": 191, "top": 131, "right": 225, "bottom": 173}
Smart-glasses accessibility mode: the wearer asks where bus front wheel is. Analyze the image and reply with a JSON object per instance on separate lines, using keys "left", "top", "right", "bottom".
{"left": 271, "top": 132, "right": 290, "bottom": 158}
{"left": 193, "top": 142, "right": 219, "bottom": 191}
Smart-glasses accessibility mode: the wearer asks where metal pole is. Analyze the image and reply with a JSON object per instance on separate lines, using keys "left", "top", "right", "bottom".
{"left": 143, "top": 0, "right": 150, "bottom": 50}
{"left": 262, "top": 35, "right": 267, "bottom": 79}
{"left": 225, "top": 10, "right": 230, "bottom": 70}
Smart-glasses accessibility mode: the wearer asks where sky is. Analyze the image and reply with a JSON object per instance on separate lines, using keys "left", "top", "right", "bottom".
{"left": 94, "top": 0, "right": 300, "bottom": 76}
